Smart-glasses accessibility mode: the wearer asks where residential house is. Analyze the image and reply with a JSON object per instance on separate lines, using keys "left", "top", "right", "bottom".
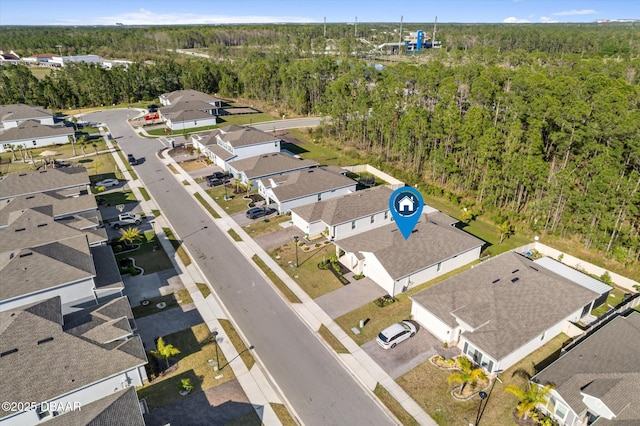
{"left": 532, "top": 311, "right": 640, "bottom": 426}
{"left": 227, "top": 152, "right": 318, "bottom": 188}
{"left": 0, "top": 297, "right": 147, "bottom": 425}
{"left": 0, "top": 51, "right": 20, "bottom": 65}
{"left": 158, "top": 89, "right": 222, "bottom": 130}
{"left": 291, "top": 186, "right": 418, "bottom": 240}
{"left": 410, "top": 251, "right": 602, "bottom": 374}
{"left": 0, "top": 120, "right": 73, "bottom": 153}
{"left": 0, "top": 104, "right": 55, "bottom": 128}
{"left": 21, "top": 53, "right": 58, "bottom": 66}
{"left": 191, "top": 125, "right": 281, "bottom": 170}
{"left": 337, "top": 212, "right": 483, "bottom": 296}
{"left": 0, "top": 167, "right": 90, "bottom": 201}
{"left": 258, "top": 167, "right": 357, "bottom": 214}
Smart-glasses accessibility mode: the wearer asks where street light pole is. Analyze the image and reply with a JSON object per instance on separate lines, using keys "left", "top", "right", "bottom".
{"left": 211, "top": 331, "right": 219, "bottom": 368}
{"left": 219, "top": 345, "right": 255, "bottom": 370}
{"left": 475, "top": 391, "right": 488, "bottom": 426}
{"left": 293, "top": 235, "right": 299, "bottom": 267}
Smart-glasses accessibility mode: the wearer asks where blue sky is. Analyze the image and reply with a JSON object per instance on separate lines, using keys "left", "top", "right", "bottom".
{"left": 0, "top": 0, "right": 636, "bottom": 25}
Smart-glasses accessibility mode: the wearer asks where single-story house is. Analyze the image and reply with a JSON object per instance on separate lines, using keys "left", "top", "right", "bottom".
{"left": 0, "top": 297, "right": 147, "bottom": 425}
{"left": 258, "top": 167, "right": 357, "bottom": 214}
{"left": 0, "top": 104, "right": 54, "bottom": 128}
{"left": 336, "top": 212, "right": 484, "bottom": 296}
{"left": 0, "top": 167, "right": 90, "bottom": 201}
{"left": 161, "top": 108, "right": 218, "bottom": 131}
{"left": 0, "top": 51, "right": 20, "bottom": 65}
{"left": 410, "top": 251, "right": 602, "bottom": 374}
{"left": 0, "top": 120, "right": 73, "bottom": 153}
{"left": 191, "top": 125, "right": 281, "bottom": 170}
{"left": 158, "top": 90, "right": 223, "bottom": 130}
{"left": 291, "top": 185, "right": 435, "bottom": 240}
{"left": 227, "top": 152, "right": 318, "bottom": 188}
{"left": 532, "top": 311, "right": 640, "bottom": 426}
{"left": 159, "top": 89, "right": 222, "bottom": 110}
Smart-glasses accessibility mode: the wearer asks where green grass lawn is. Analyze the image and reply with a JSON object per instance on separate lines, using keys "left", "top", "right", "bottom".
{"left": 270, "top": 403, "right": 298, "bottom": 426}
{"left": 269, "top": 242, "right": 343, "bottom": 299}
{"left": 194, "top": 192, "right": 221, "bottom": 218}
{"left": 196, "top": 282, "right": 211, "bottom": 298}
{"left": 138, "top": 187, "right": 151, "bottom": 201}
{"left": 318, "top": 325, "right": 349, "bottom": 354}
{"left": 163, "top": 227, "right": 191, "bottom": 266}
{"left": 374, "top": 383, "right": 419, "bottom": 426}
{"left": 284, "top": 129, "right": 357, "bottom": 167}
{"left": 219, "top": 319, "right": 255, "bottom": 370}
{"left": 591, "top": 287, "right": 627, "bottom": 316}
{"left": 252, "top": 255, "right": 301, "bottom": 303}
{"left": 207, "top": 186, "right": 256, "bottom": 215}
{"left": 243, "top": 214, "right": 292, "bottom": 238}
{"left": 114, "top": 230, "right": 173, "bottom": 275}
{"left": 397, "top": 334, "right": 571, "bottom": 426}
{"left": 145, "top": 113, "right": 277, "bottom": 136}
{"left": 131, "top": 293, "right": 180, "bottom": 318}
{"left": 227, "top": 229, "right": 243, "bottom": 242}
{"left": 96, "top": 189, "right": 137, "bottom": 206}
{"left": 136, "top": 323, "right": 234, "bottom": 410}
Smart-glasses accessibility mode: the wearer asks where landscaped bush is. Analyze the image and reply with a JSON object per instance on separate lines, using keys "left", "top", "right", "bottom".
{"left": 375, "top": 295, "right": 397, "bottom": 307}
{"left": 354, "top": 274, "right": 365, "bottom": 280}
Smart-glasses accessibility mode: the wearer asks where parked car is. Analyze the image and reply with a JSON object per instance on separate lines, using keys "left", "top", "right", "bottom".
{"left": 110, "top": 213, "right": 142, "bottom": 229}
{"left": 94, "top": 178, "right": 120, "bottom": 188}
{"left": 127, "top": 154, "right": 138, "bottom": 165}
{"left": 206, "top": 175, "right": 230, "bottom": 187}
{"left": 246, "top": 206, "right": 275, "bottom": 219}
{"left": 207, "top": 171, "right": 229, "bottom": 180}
{"left": 376, "top": 321, "right": 417, "bottom": 349}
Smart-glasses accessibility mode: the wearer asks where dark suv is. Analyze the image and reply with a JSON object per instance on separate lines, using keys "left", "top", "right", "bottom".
{"left": 127, "top": 154, "right": 137, "bottom": 165}
{"left": 246, "top": 206, "right": 275, "bottom": 219}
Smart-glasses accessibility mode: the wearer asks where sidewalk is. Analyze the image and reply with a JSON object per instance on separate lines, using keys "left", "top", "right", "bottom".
{"left": 160, "top": 149, "right": 437, "bottom": 425}
{"left": 100, "top": 130, "right": 284, "bottom": 426}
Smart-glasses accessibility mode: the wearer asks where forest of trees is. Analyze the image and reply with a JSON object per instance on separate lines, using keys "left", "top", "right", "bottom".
{"left": 1, "top": 23, "right": 640, "bottom": 262}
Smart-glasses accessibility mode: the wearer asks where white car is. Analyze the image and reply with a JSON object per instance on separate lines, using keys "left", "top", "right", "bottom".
{"left": 376, "top": 321, "right": 417, "bottom": 349}
{"left": 94, "top": 178, "right": 120, "bottom": 188}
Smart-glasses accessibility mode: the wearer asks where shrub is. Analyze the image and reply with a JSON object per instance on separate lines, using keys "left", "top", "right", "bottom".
{"left": 315, "top": 243, "right": 321, "bottom": 248}
{"left": 354, "top": 274, "right": 365, "bottom": 280}
{"left": 303, "top": 246, "right": 309, "bottom": 251}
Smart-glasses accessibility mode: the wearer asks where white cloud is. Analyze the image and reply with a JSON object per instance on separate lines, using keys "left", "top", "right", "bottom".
{"left": 503, "top": 17, "right": 530, "bottom": 23}
{"left": 552, "top": 9, "right": 597, "bottom": 16}
{"left": 540, "top": 16, "right": 559, "bottom": 23}
{"left": 58, "top": 8, "right": 315, "bottom": 25}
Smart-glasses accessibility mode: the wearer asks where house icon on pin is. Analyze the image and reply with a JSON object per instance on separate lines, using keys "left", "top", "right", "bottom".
{"left": 398, "top": 195, "right": 415, "bottom": 213}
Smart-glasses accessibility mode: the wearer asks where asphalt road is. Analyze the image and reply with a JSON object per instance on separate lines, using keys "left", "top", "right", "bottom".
{"left": 88, "top": 110, "right": 393, "bottom": 426}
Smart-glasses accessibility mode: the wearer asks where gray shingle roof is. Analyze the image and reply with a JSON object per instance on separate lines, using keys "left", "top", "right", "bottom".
{"left": 42, "top": 387, "right": 145, "bottom": 426}
{"left": 160, "top": 89, "right": 220, "bottom": 105}
{"left": 0, "top": 191, "right": 97, "bottom": 227}
{"left": 0, "top": 167, "right": 89, "bottom": 200}
{"left": 163, "top": 108, "right": 216, "bottom": 122}
{"left": 0, "top": 104, "right": 53, "bottom": 123}
{"left": 91, "top": 245, "right": 125, "bottom": 291}
{"left": 0, "top": 297, "right": 147, "bottom": 419}
{"left": 0, "top": 119, "right": 73, "bottom": 142}
{"left": 64, "top": 297, "right": 134, "bottom": 344}
{"left": 534, "top": 256, "right": 613, "bottom": 296}
{"left": 0, "top": 235, "right": 95, "bottom": 302}
{"left": 199, "top": 125, "right": 279, "bottom": 148}
{"left": 532, "top": 312, "right": 640, "bottom": 425}
{"left": 228, "top": 152, "right": 318, "bottom": 180}
{"left": 263, "top": 167, "right": 357, "bottom": 202}
{"left": 337, "top": 212, "right": 484, "bottom": 280}
{"left": 411, "top": 251, "right": 600, "bottom": 360}
{"left": 291, "top": 185, "right": 393, "bottom": 226}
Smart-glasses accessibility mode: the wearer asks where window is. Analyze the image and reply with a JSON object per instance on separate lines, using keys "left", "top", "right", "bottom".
{"left": 370, "top": 215, "right": 375, "bottom": 224}
{"left": 351, "top": 221, "right": 356, "bottom": 230}
{"left": 554, "top": 402, "right": 568, "bottom": 420}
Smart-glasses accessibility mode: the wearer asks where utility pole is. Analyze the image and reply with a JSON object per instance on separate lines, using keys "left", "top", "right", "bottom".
{"left": 324, "top": 17, "right": 326, "bottom": 38}
{"left": 433, "top": 16, "right": 437, "bottom": 47}
{"left": 354, "top": 16, "right": 357, "bottom": 37}
{"left": 398, "top": 16, "right": 403, "bottom": 55}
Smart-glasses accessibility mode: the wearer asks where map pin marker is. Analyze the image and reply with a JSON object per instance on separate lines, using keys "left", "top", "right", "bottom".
{"left": 389, "top": 187, "right": 424, "bottom": 240}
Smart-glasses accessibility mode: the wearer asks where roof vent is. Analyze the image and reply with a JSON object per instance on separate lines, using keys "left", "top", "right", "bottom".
{"left": 511, "top": 277, "right": 520, "bottom": 283}
{"left": 15, "top": 228, "right": 26, "bottom": 232}
{"left": 491, "top": 279, "right": 500, "bottom": 284}
{"left": 37, "top": 337, "right": 54, "bottom": 345}
{"left": 1, "top": 348, "right": 18, "bottom": 357}
{"left": 529, "top": 266, "right": 538, "bottom": 272}
{"left": 39, "top": 170, "right": 47, "bottom": 174}
{"left": 26, "top": 195, "right": 35, "bottom": 199}
{"left": 512, "top": 269, "right": 520, "bottom": 273}
{"left": 19, "top": 173, "right": 27, "bottom": 176}
{"left": 19, "top": 252, "right": 33, "bottom": 258}
{"left": 37, "top": 223, "right": 48, "bottom": 228}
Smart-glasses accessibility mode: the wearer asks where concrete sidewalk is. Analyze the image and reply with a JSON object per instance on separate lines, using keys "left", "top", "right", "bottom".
{"left": 99, "top": 129, "right": 284, "bottom": 426}
{"left": 160, "top": 148, "right": 438, "bottom": 425}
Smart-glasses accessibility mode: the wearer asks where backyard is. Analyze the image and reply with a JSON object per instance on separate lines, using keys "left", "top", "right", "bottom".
{"left": 269, "top": 240, "right": 344, "bottom": 299}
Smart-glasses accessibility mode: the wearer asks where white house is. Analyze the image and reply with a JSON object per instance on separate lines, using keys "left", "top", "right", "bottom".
{"left": 0, "top": 297, "right": 147, "bottom": 425}
{"left": 0, "top": 104, "right": 55, "bottom": 128}
{"left": 336, "top": 212, "right": 484, "bottom": 296}
{"left": 291, "top": 185, "right": 404, "bottom": 240}
{"left": 410, "top": 251, "right": 602, "bottom": 374}
{"left": 227, "top": 152, "right": 318, "bottom": 188}
{"left": 532, "top": 311, "right": 640, "bottom": 426}
{"left": 258, "top": 167, "right": 357, "bottom": 214}
{"left": 159, "top": 89, "right": 222, "bottom": 130}
{"left": 191, "top": 125, "right": 281, "bottom": 170}
{"left": 162, "top": 108, "right": 218, "bottom": 131}
{"left": 0, "top": 120, "right": 73, "bottom": 153}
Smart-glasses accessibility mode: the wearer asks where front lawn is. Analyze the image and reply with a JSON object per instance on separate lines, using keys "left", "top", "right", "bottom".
{"left": 136, "top": 323, "right": 234, "bottom": 410}
{"left": 206, "top": 185, "right": 257, "bottom": 215}
{"left": 243, "top": 214, "right": 292, "bottom": 238}
{"left": 269, "top": 242, "right": 343, "bottom": 299}
{"left": 219, "top": 319, "right": 255, "bottom": 370}
{"left": 96, "top": 189, "right": 137, "bottom": 206}
{"left": 132, "top": 293, "right": 180, "bottom": 318}
{"left": 114, "top": 230, "right": 173, "bottom": 275}
{"left": 163, "top": 227, "right": 191, "bottom": 266}
{"left": 396, "top": 333, "right": 571, "bottom": 426}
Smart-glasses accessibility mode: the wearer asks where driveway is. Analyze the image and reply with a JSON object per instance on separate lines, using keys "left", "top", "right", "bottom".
{"left": 135, "top": 303, "right": 204, "bottom": 350}
{"left": 361, "top": 322, "right": 461, "bottom": 379}
{"left": 123, "top": 269, "right": 185, "bottom": 306}
{"left": 315, "top": 276, "right": 387, "bottom": 317}
{"left": 252, "top": 223, "right": 299, "bottom": 251}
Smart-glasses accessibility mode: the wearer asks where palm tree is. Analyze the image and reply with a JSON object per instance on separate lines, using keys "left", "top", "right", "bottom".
{"left": 151, "top": 337, "right": 181, "bottom": 369}
{"left": 498, "top": 220, "right": 515, "bottom": 243}
{"left": 448, "top": 356, "right": 487, "bottom": 395}
{"left": 119, "top": 226, "right": 143, "bottom": 248}
{"left": 504, "top": 382, "right": 555, "bottom": 421}
{"left": 77, "top": 135, "right": 88, "bottom": 157}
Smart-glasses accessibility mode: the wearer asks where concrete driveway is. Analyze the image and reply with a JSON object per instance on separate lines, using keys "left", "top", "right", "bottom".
{"left": 315, "top": 276, "right": 387, "bottom": 317}
{"left": 123, "top": 269, "right": 185, "bottom": 306}
{"left": 135, "top": 303, "right": 204, "bottom": 350}
{"left": 252, "top": 223, "right": 299, "bottom": 251}
{"left": 361, "top": 321, "right": 461, "bottom": 379}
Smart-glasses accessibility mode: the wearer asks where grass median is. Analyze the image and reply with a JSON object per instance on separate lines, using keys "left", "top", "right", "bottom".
{"left": 252, "top": 255, "right": 301, "bottom": 304}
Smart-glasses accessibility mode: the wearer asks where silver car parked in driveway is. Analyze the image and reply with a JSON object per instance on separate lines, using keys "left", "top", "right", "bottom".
{"left": 376, "top": 321, "right": 417, "bottom": 349}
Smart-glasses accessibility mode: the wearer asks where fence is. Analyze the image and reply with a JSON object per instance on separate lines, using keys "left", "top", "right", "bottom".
{"left": 342, "top": 164, "right": 404, "bottom": 190}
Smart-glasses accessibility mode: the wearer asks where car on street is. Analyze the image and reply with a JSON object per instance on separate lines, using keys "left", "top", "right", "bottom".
{"left": 94, "top": 178, "right": 120, "bottom": 188}
{"left": 127, "top": 154, "right": 138, "bottom": 165}
{"left": 376, "top": 320, "right": 417, "bottom": 349}
{"left": 246, "top": 206, "right": 276, "bottom": 219}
